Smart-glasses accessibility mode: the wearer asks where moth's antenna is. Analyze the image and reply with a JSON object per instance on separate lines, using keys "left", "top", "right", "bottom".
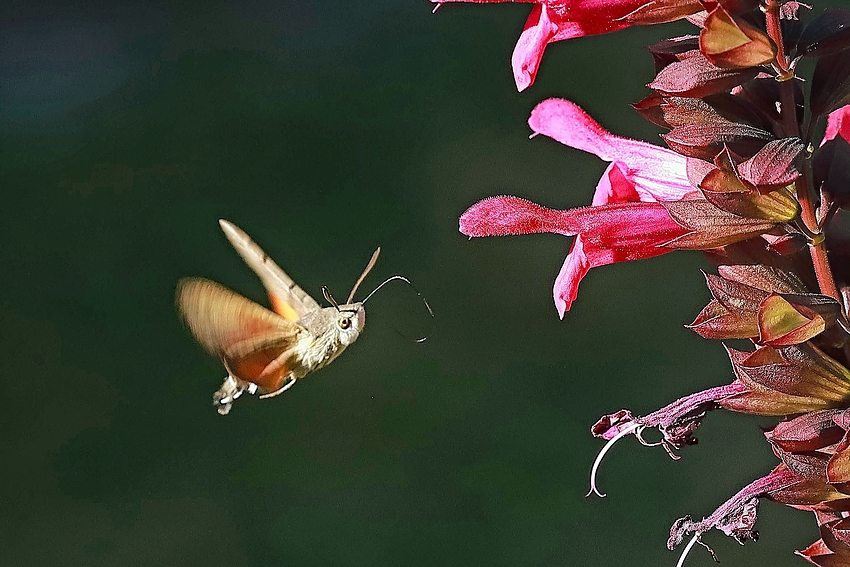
{"left": 322, "top": 286, "right": 341, "bottom": 311}
{"left": 347, "top": 247, "right": 381, "bottom": 304}
{"left": 362, "top": 275, "right": 435, "bottom": 342}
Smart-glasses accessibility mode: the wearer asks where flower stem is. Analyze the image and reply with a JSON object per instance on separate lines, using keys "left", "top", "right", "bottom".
{"left": 799, "top": 145, "right": 842, "bottom": 303}
{"left": 764, "top": 0, "right": 842, "bottom": 304}
{"left": 763, "top": 0, "right": 790, "bottom": 76}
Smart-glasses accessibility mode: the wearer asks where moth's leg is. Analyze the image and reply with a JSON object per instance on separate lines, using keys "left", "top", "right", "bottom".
{"left": 259, "top": 374, "right": 298, "bottom": 400}
{"left": 214, "top": 374, "right": 259, "bottom": 415}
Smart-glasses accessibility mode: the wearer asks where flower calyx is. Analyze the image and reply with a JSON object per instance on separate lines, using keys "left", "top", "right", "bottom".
{"left": 721, "top": 343, "right": 850, "bottom": 415}
{"left": 688, "top": 269, "right": 841, "bottom": 345}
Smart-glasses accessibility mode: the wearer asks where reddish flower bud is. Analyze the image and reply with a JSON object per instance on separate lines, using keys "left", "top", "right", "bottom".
{"left": 698, "top": 147, "right": 800, "bottom": 221}
{"left": 757, "top": 294, "right": 832, "bottom": 346}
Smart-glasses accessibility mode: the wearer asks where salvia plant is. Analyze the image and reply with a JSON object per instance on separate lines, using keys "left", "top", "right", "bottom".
{"left": 432, "top": 0, "right": 850, "bottom": 565}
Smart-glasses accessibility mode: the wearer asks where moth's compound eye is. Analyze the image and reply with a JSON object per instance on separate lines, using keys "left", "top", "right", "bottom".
{"left": 338, "top": 318, "right": 351, "bottom": 329}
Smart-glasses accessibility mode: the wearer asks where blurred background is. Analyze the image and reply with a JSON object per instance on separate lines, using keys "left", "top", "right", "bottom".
{"left": 2, "top": 1, "right": 844, "bottom": 565}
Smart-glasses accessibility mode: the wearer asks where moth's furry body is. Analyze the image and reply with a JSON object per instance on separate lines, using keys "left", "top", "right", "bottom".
{"left": 297, "top": 304, "right": 365, "bottom": 370}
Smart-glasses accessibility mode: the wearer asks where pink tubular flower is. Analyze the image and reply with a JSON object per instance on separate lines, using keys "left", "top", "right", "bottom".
{"left": 460, "top": 99, "right": 693, "bottom": 316}
{"left": 459, "top": 100, "right": 786, "bottom": 315}
{"left": 530, "top": 99, "right": 692, "bottom": 316}
{"left": 432, "top": 0, "right": 702, "bottom": 91}
{"left": 460, "top": 196, "right": 692, "bottom": 313}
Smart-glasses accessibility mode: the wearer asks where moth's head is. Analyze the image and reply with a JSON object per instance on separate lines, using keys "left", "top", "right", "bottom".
{"left": 334, "top": 303, "right": 365, "bottom": 346}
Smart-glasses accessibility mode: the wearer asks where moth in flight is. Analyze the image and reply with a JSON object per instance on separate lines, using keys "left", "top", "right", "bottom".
{"left": 177, "top": 220, "right": 384, "bottom": 415}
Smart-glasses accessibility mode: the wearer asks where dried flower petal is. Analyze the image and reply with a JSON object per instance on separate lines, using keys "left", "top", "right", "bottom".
{"left": 588, "top": 384, "right": 748, "bottom": 497}
{"left": 669, "top": 464, "right": 801, "bottom": 554}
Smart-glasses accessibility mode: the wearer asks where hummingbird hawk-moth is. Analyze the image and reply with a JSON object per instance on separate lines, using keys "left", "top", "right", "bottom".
{"left": 177, "top": 220, "right": 383, "bottom": 415}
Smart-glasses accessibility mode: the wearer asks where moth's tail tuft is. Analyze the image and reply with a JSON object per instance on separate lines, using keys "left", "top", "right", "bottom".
{"left": 213, "top": 374, "right": 258, "bottom": 415}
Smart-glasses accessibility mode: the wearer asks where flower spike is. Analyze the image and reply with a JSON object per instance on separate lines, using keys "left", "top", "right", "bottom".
{"left": 441, "top": 2, "right": 850, "bottom": 564}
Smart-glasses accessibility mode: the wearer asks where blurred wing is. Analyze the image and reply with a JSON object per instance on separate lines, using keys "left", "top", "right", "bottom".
{"left": 176, "top": 278, "right": 304, "bottom": 392}
{"left": 219, "top": 219, "right": 320, "bottom": 322}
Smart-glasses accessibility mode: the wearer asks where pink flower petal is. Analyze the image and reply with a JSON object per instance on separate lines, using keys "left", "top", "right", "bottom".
{"left": 460, "top": 195, "right": 686, "bottom": 240}
{"left": 512, "top": 4, "right": 558, "bottom": 92}
{"left": 529, "top": 98, "right": 619, "bottom": 158}
{"left": 554, "top": 237, "right": 590, "bottom": 316}
{"left": 525, "top": 101, "right": 693, "bottom": 314}
{"left": 553, "top": 232, "right": 675, "bottom": 317}
{"left": 824, "top": 104, "right": 850, "bottom": 145}
{"left": 431, "top": 0, "right": 535, "bottom": 4}
{"left": 529, "top": 99, "right": 692, "bottom": 202}
{"left": 592, "top": 162, "right": 640, "bottom": 205}
{"left": 553, "top": 164, "right": 641, "bottom": 316}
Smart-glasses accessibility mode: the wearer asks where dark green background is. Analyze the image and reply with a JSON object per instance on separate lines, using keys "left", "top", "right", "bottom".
{"left": 2, "top": 1, "right": 842, "bottom": 565}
